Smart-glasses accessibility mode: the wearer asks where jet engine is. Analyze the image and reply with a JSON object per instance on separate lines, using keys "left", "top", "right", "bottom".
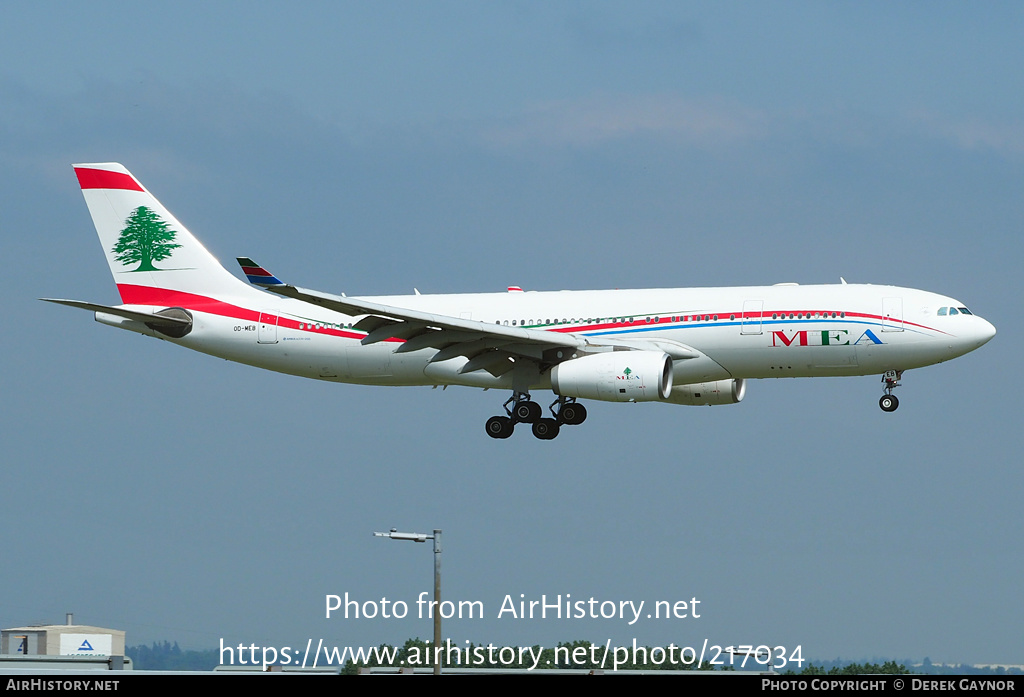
{"left": 663, "top": 378, "right": 746, "bottom": 406}
{"left": 550, "top": 351, "right": 673, "bottom": 402}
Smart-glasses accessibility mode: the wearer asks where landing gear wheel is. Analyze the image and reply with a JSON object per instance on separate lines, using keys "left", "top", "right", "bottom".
{"left": 558, "top": 402, "right": 587, "bottom": 426}
{"left": 879, "top": 395, "right": 899, "bottom": 412}
{"left": 513, "top": 400, "right": 542, "bottom": 423}
{"left": 485, "top": 416, "right": 514, "bottom": 439}
{"left": 532, "top": 418, "right": 561, "bottom": 440}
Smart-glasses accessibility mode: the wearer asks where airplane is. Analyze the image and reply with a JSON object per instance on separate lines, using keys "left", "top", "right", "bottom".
{"left": 45, "top": 163, "right": 996, "bottom": 440}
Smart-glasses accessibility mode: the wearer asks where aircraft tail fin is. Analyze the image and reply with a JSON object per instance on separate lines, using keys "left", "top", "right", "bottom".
{"left": 73, "top": 163, "right": 255, "bottom": 305}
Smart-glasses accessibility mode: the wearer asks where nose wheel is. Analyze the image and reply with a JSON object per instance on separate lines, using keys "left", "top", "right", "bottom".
{"left": 879, "top": 370, "right": 903, "bottom": 412}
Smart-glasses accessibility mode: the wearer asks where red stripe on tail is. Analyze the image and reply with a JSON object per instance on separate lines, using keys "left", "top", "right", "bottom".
{"left": 240, "top": 266, "right": 274, "bottom": 277}
{"left": 75, "top": 168, "right": 145, "bottom": 192}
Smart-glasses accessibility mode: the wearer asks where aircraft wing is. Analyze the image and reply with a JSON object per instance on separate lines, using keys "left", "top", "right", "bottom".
{"left": 238, "top": 258, "right": 589, "bottom": 376}
{"left": 236, "top": 258, "right": 701, "bottom": 376}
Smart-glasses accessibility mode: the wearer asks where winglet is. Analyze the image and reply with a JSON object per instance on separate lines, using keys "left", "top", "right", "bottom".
{"left": 236, "top": 257, "right": 285, "bottom": 287}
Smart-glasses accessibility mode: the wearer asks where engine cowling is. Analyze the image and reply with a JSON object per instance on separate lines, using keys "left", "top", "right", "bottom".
{"left": 551, "top": 351, "right": 673, "bottom": 402}
{"left": 663, "top": 378, "right": 746, "bottom": 406}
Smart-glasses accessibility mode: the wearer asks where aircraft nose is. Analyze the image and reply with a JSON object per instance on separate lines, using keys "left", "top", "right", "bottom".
{"left": 946, "top": 315, "right": 995, "bottom": 358}
{"left": 960, "top": 316, "right": 996, "bottom": 351}
{"left": 975, "top": 317, "right": 996, "bottom": 347}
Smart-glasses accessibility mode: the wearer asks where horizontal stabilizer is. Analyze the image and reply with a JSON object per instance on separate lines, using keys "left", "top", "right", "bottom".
{"left": 41, "top": 298, "right": 192, "bottom": 330}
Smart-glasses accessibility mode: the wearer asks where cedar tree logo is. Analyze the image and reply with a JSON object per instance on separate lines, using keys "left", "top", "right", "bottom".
{"left": 111, "top": 206, "right": 181, "bottom": 271}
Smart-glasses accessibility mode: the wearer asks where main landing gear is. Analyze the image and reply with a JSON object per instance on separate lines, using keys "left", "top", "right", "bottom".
{"left": 879, "top": 369, "right": 903, "bottom": 412}
{"left": 484, "top": 393, "right": 588, "bottom": 440}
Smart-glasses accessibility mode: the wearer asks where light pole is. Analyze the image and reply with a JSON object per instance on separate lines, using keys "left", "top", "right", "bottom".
{"left": 373, "top": 528, "right": 442, "bottom": 675}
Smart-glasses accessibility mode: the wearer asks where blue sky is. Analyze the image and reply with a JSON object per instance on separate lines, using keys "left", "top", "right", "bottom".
{"left": 1, "top": 2, "right": 1021, "bottom": 666}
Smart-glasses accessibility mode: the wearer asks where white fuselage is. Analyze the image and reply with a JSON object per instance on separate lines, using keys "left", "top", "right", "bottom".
{"left": 101, "top": 281, "right": 995, "bottom": 394}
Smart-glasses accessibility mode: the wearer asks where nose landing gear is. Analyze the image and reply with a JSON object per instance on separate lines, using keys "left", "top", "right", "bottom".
{"left": 879, "top": 370, "right": 903, "bottom": 412}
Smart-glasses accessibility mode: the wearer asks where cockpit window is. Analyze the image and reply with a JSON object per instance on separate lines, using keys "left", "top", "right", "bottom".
{"left": 938, "top": 307, "right": 947, "bottom": 316}
{"left": 948, "top": 307, "right": 959, "bottom": 315}
{"left": 958, "top": 307, "right": 972, "bottom": 315}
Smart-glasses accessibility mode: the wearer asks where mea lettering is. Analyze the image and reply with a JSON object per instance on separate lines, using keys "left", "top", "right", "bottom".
{"left": 771, "top": 329, "right": 881, "bottom": 347}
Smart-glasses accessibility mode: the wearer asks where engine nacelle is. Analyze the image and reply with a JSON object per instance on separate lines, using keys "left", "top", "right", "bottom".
{"left": 663, "top": 378, "right": 746, "bottom": 406}
{"left": 551, "top": 351, "right": 673, "bottom": 402}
